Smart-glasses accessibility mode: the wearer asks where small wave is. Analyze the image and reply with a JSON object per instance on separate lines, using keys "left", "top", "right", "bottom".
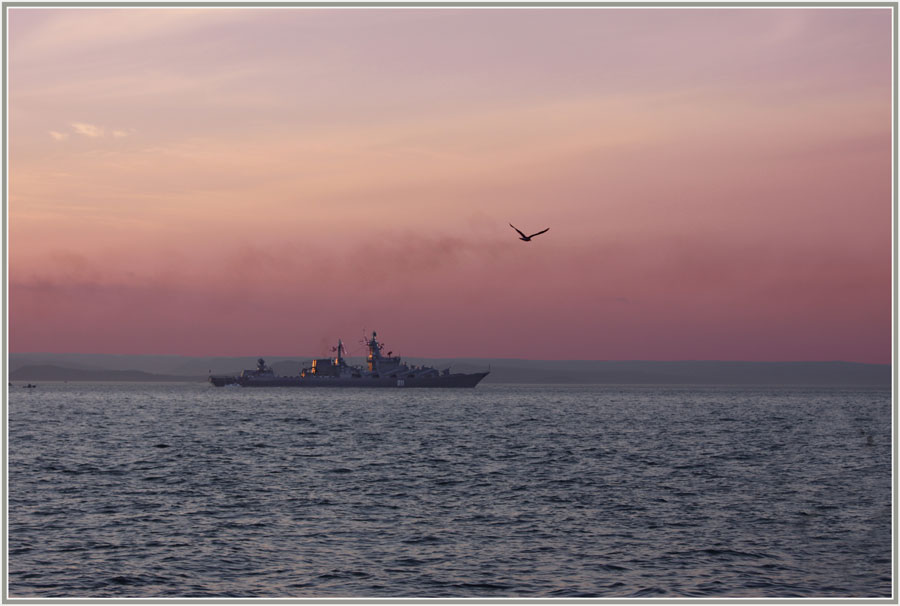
{"left": 522, "top": 545, "right": 556, "bottom": 553}
{"left": 630, "top": 586, "right": 667, "bottom": 596}
{"left": 393, "top": 557, "right": 427, "bottom": 567}
{"left": 60, "top": 464, "right": 101, "bottom": 475}
{"left": 402, "top": 535, "right": 442, "bottom": 545}
{"left": 281, "top": 417, "right": 315, "bottom": 425}
{"left": 548, "top": 589, "right": 601, "bottom": 597}
{"left": 30, "top": 508, "right": 68, "bottom": 517}
{"left": 696, "top": 548, "right": 774, "bottom": 560}
{"left": 317, "top": 570, "right": 371, "bottom": 580}
{"left": 109, "top": 576, "right": 141, "bottom": 586}
{"left": 506, "top": 417, "right": 540, "bottom": 428}
{"left": 451, "top": 582, "right": 513, "bottom": 591}
{"left": 8, "top": 546, "right": 31, "bottom": 555}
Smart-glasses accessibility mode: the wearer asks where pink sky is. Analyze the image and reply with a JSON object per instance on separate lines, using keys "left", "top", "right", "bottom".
{"left": 8, "top": 7, "right": 893, "bottom": 362}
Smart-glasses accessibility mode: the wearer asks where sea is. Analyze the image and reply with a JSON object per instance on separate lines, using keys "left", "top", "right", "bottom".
{"left": 7, "top": 382, "right": 893, "bottom": 598}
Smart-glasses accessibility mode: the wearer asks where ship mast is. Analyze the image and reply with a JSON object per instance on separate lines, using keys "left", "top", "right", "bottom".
{"left": 366, "top": 331, "right": 382, "bottom": 372}
{"left": 335, "top": 338, "right": 345, "bottom": 366}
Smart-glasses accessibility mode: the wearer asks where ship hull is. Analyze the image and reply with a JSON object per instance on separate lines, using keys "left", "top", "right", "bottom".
{"left": 209, "top": 375, "right": 239, "bottom": 387}
{"left": 209, "top": 372, "right": 488, "bottom": 388}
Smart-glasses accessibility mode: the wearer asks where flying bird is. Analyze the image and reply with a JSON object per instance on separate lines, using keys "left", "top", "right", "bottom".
{"left": 509, "top": 223, "right": 550, "bottom": 242}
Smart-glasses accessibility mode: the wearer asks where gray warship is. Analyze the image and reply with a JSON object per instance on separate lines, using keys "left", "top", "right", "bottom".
{"left": 209, "top": 331, "right": 489, "bottom": 388}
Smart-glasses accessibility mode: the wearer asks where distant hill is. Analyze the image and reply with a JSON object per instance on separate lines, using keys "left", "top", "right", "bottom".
{"left": 6, "top": 354, "right": 891, "bottom": 386}
{"left": 9, "top": 365, "right": 204, "bottom": 383}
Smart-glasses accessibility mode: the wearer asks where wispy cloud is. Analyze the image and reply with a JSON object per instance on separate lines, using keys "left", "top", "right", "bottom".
{"left": 64, "top": 122, "right": 134, "bottom": 139}
{"left": 71, "top": 122, "right": 104, "bottom": 137}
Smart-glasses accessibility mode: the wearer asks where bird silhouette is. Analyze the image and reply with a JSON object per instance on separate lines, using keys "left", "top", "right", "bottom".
{"left": 510, "top": 223, "right": 550, "bottom": 242}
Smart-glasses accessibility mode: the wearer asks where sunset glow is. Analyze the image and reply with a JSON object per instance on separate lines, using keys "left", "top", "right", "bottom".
{"left": 8, "top": 7, "right": 893, "bottom": 362}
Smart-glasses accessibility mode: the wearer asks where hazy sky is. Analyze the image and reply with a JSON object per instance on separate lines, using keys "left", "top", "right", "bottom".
{"left": 8, "top": 7, "right": 893, "bottom": 362}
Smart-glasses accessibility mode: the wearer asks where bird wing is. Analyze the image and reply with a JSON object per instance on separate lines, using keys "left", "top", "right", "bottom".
{"left": 528, "top": 228, "right": 550, "bottom": 238}
{"left": 509, "top": 223, "right": 528, "bottom": 238}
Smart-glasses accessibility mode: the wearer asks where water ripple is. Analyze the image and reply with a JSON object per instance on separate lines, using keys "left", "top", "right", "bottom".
{"left": 8, "top": 383, "right": 891, "bottom": 598}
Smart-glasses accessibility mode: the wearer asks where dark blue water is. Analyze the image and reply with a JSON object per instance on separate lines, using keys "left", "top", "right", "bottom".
{"left": 8, "top": 383, "right": 892, "bottom": 597}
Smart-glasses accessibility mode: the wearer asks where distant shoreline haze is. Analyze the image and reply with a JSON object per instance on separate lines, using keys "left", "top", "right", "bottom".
{"left": 8, "top": 354, "right": 890, "bottom": 386}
